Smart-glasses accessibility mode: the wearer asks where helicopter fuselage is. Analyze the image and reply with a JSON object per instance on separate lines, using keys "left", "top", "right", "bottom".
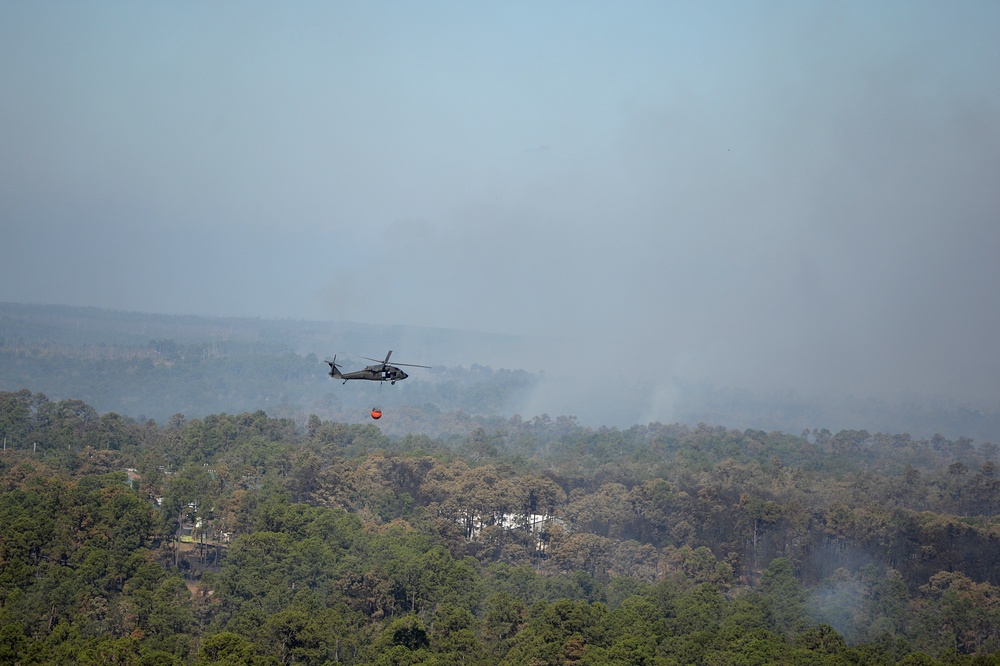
{"left": 336, "top": 364, "right": 409, "bottom": 384}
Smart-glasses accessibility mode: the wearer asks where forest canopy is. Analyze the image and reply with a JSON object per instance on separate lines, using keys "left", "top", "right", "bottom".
{"left": 2, "top": 389, "right": 1000, "bottom": 664}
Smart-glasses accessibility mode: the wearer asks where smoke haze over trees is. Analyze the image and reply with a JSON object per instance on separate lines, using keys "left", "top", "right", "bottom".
{"left": 3, "top": 303, "right": 1000, "bottom": 443}
{"left": 3, "top": 2, "right": 1000, "bottom": 430}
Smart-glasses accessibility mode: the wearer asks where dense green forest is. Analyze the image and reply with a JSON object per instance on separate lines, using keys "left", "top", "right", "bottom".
{"left": 3, "top": 389, "right": 1000, "bottom": 664}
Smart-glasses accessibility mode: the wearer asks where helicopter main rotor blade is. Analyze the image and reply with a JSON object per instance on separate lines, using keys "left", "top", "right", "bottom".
{"left": 359, "top": 351, "right": 392, "bottom": 364}
{"left": 356, "top": 351, "right": 429, "bottom": 369}
{"left": 359, "top": 357, "right": 430, "bottom": 369}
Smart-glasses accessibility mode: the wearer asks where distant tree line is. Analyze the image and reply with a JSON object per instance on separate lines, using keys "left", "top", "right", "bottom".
{"left": 0, "top": 336, "right": 537, "bottom": 428}
{"left": 6, "top": 301, "right": 1000, "bottom": 443}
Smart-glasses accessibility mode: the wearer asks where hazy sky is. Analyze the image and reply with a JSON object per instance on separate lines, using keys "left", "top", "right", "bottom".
{"left": 3, "top": 1, "right": 999, "bottom": 424}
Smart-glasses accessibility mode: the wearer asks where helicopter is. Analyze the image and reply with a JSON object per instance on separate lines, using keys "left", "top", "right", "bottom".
{"left": 326, "top": 350, "right": 430, "bottom": 385}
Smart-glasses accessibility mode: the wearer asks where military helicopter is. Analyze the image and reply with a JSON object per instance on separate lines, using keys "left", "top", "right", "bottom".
{"left": 326, "top": 350, "right": 430, "bottom": 385}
